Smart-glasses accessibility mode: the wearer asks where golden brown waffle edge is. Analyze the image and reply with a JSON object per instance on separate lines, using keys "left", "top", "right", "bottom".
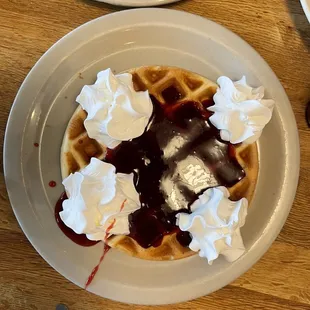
{"left": 60, "top": 66, "right": 259, "bottom": 261}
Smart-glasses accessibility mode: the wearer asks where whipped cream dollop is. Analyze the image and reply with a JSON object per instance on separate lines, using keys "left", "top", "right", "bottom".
{"left": 60, "top": 158, "right": 140, "bottom": 241}
{"left": 176, "top": 187, "right": 248, "bottom": 264}
{"left": 208, "top": 76, "right": 275, "bottom": 144}
{"left": 76, "top": 68, "right": 153, "bottom": 149}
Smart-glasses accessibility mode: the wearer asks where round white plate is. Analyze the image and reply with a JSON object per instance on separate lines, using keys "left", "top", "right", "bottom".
{"left": 4, "top": 8, "right": 299, "bottom": 305}
{"left": 94, "top": 0, "right": 180, "bottom": 7}
{"left": 300, "top": 0, "right": 310, "bottom": 22}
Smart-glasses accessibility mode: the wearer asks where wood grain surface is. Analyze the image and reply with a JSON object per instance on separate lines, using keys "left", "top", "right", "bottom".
{"left": 0, "top": 0, "right": 310, "bottom": 309}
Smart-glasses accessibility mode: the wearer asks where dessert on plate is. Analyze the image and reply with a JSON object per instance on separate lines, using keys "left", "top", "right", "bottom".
{"left": 56, "top": 66, "right": 274, "bottom": 264}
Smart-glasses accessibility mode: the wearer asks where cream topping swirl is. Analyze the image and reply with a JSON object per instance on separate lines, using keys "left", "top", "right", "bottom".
{"left": 76, "top": 68, "right": 153, "bottom": 149}
{"left": 208, "top": 76, "right": 274, "bottom": 144}
{"left": 60, "top": 158, "right": 140, "bottom": 241}
{"left": 176, "top": 187, "right": 248, "bottom": 264}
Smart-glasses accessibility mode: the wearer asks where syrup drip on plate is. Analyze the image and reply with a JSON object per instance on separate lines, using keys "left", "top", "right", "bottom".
{"left": 84, "top": 227, "right": 113, "bottom": 289}
{"left": 49, "top": 180, "right": 57, "bottom": 188}
{"left": 84, "top": 199, "right": 126, "bottom": 289}
{"left": 85, "top": 244, "right": 111, "bottom": 289}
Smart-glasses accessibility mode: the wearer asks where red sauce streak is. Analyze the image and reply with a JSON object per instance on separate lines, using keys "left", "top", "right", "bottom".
{"left": 55, "top": 190, "right": 128, "bottom": 288}
{"left": 119, "top": 199, "right": 127, "bottom": 212}
{"left": 49, "top": 181, "right": 57, "bottom": 187}
{"left": 84, "top": 219, "right": 116, "bottom": 289}
{"left": 104, "top": 219, "right": 116, "bottom": 243}
{"left": 85, "top": 244, "right": 111, "bottom": 290}
{"left": 84, "top": 199, "right": 126, "bottom": 289}
{"left": 34, "top": 143, "right": 39, "bottom": 147}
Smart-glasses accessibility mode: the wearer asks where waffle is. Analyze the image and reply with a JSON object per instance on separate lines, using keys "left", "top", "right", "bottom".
{"left": 60, "top": 66, "right": 259, "bottom": 261}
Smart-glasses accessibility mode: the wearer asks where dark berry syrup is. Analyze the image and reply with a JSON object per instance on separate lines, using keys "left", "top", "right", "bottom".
{"left": 105, "top": 93, "right": 245, "bottom": 249}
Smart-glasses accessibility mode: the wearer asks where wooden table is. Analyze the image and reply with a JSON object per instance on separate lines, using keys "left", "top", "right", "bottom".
{"left": 0, "top": 0, "right": 310, "bottom": 309}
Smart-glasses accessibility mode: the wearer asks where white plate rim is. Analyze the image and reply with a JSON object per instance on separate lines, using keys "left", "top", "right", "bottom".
{"left": 4, "top": 8, "right": 300, "bottom": 304}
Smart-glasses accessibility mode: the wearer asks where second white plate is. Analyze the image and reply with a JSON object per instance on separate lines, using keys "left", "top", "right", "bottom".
{"left": 94, "top": 0, "right": 181, "bottom": 7}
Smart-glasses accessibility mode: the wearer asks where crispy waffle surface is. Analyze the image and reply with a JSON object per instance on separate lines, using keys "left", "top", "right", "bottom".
{"left": 60, "top": 66, "right": 259, "bottom": 261}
